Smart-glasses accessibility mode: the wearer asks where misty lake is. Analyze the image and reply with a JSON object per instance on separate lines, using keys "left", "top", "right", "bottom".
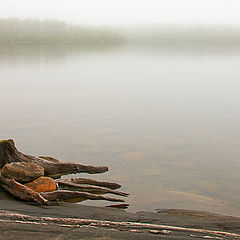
{"left": 1, "top": 44, "right": 240, "bottom": 216}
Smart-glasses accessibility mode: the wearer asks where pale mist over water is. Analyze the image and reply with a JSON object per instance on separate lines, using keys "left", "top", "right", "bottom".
{"left": 1, "top": 14, "right": 240, "bottom": 216}
{"left": 1, "top": 39, "right": 240, "bottom": 216}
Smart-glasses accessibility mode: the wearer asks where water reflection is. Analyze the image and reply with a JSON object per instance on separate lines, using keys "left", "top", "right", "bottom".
{"left": 1, "top": 44, "right": 240, "bottom": 216}
{"left": 1, "top": 43, "right": 240, "bottom": 64}
{"left": 0, "top": 44, "right": 122, "bottom": 64}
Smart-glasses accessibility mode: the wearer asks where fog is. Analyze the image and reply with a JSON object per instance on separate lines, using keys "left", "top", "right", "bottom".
{"left": 1, "top": 18, "right": 240, "bottom": 49}
{"left": 2, "top": 1, "right": 240, "bottom": 217}
{"left": 1, "top": 0, "right": 240, "bottom": 26}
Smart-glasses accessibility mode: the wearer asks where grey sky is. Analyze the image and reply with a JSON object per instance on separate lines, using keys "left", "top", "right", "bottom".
{"left": 0, "top": 0, "right": 239, "bottom": 26}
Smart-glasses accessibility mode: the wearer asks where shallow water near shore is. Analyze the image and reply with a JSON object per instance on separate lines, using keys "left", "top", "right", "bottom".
{"left": 1, "top": 44, "right": 240, "bottom": 216}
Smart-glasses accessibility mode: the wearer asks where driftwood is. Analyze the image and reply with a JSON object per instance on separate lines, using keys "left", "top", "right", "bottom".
{"left": 0, "top": 140, "right": 108, "bottom": 178}
{"left": 58, "top": 177, "right": 121, "bottom": 190}
{"left": 39, "top": 156, "right": 60, "bottom": 163}
{"left": 57, "top": 180, "right": 128, "bottom": 197}
{"left": 0, "top": 173, "right": 49, "bottom": 205}
{"left": 0, "top": 139, "right": 128, "bottom": 206}
{"left": 41, "top": 190, "right": 125, "bottom": 202}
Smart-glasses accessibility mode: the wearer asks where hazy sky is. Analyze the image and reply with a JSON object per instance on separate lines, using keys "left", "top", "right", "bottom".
{"left": 0, "top": 0, "right": 239, "bottom": 26}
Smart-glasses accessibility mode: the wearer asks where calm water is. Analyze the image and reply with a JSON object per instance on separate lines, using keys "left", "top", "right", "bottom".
{"left": 1, "top": 45, "right": 240, "bottom": 216}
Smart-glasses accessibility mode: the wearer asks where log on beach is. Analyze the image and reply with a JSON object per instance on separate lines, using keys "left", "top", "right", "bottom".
{"left": 58, "top": 177, "right": 121, "bottom": 190}
{"left": 0, "top": 139, "right": 129, "bottom": 206}
{"left": 0, "top": 173, "right": 49, "bottom": 205}
{"left": 41, "top": 190, "right": 125, "bottom": 203}
{"left": 0, "top": 140, "right": 108, "bottom": 178}
{"left": 57, "top": 180, "right": 128, "bottom": 197}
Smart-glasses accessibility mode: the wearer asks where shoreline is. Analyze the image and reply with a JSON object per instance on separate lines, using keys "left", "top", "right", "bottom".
{"left": 1, "top": 189, "right": 240, "bottom": 239}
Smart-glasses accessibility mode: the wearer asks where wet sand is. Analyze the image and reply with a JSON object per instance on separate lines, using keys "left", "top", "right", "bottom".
{"left": 0, "top": 188, "right": 240, "bottom": 240}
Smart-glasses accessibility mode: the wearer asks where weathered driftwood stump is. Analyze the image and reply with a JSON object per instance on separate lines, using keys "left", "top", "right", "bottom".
{"left": 0, "top": 139, "right": 128, "bottom": 206}
{"left": 0, "top": 139, "right": 108, "bottom": 177}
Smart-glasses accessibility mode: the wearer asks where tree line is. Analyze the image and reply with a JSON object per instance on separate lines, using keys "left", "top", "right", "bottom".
{"left": 0, "top": 18, "right": 124, "bottom": 45}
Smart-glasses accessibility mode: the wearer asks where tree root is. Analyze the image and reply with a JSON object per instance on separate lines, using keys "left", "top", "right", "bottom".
{"left": 0, "top": 140, "right": 108, "bottom": 178}
{"left": 41, "top": 190, "right": 125, "bottom": 202}
{"left": 0, "top": 173, "right": 49, "bottom": 205}
{"left": 57, "top": 180, "right": 128, "bottom": 197}
{"left": 58, "top": 177, "right": 121, "bottom": 190}
{"left": 0, "top": 139, "right": 129, "bottom": 206}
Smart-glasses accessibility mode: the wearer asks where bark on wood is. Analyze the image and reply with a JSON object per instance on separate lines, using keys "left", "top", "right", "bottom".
{"left": 57, "top": 177, "right": 121, "bottom": 189}
{"left": 39, "top": 156, "right": 60, "bottom": 163}
{"left": 41, "top": 190, "right": 125, "bottom": 202}
{"left": 1, "top": 162, "right": 44, "bottom": 182}
{"left": 0, "top": 140, "right": 108, "bottom": 178}
{"left": 57, "top": 180, "right": 128, "bottom": 197}
{"left": 0, "top": 173, "right": 49, "bottom": 205}
{"left": 0, "top": 139, "right": 128, "bottom": 206}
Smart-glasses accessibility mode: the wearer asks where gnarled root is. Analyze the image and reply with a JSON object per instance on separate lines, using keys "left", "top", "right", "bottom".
{"left": 56, "top": 180, "right": 128, "bottom": 197}
{"left": 0, "top": 173, "right": 49, "bottom": 205}
{"left": 0, "top": 139, "right": 128, "bottom": 206}
{"left": 0, "top": 140, "right": 108, "bottom": 178}
{"left": 58, "top": 177, "right": 121, "bottom": 190}
{"left": 41, "top": 190, "right": 125, "bottom": 203}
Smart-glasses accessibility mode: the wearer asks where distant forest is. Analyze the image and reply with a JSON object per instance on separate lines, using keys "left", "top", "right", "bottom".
{"left": 0, "top": 18, "right": 124, "bottom": 45}
{"left": 1, "top": 18, "right": 240, "bottom": 47}
{"left": 126, "top": 25, "right": 240, "bottom": 46}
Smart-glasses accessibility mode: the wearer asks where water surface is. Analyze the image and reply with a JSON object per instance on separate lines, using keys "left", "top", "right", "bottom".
{"left": 1, "top": 44, "right": 240, "bottom": 216}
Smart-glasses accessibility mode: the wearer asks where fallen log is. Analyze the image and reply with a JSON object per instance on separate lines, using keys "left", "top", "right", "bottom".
{"left": 0, "top": 173, "right": 49, "bottom": 205}
{"left": 57, "top": 180, "right": 128, "bottom": 197}
{"left": 41, "top": 190, "right": 125, "bottom": 203}
{"left": 58, "top": 177, "right": 121, "bottom": 190}
{"left": 0, "top": 140, "right": 108, "bottom": 178}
